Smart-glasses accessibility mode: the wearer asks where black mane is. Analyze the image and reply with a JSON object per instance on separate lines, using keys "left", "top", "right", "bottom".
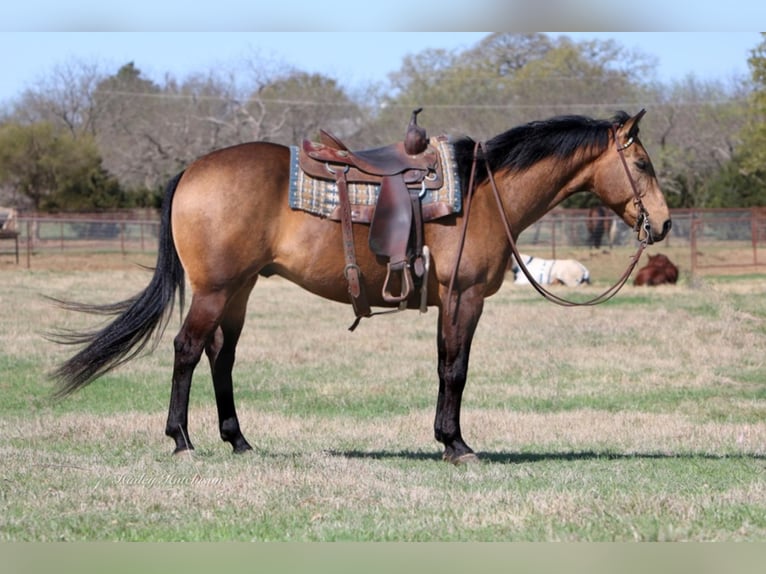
{"left": 453, "top": 111, "right": 631, "bottom": 189}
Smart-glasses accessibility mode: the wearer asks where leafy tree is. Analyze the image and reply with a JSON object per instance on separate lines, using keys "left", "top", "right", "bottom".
{"left": 42, "top": 161, "right": 126, "bottom": 211}
{"left": 376, "top": 33, "right": 760, "bottom": 209}
{"left": 700, "top": 161, "right": 766, "bottom": 207}
{"left": 0, "top": 121, "right": 123, "bottom": 210}
{"left": 733, "top": 33, "right": 766, "bottom": 198}
{"left": 374, "top": 33, "right": 655, "bottom": 145}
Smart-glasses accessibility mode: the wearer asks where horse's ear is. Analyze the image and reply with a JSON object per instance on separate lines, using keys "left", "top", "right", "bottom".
{"left": 621, "top": 109, "right": 646, "bottom": 139}
{"left": 615, "top": 109, "right": 646, "bottom": 149}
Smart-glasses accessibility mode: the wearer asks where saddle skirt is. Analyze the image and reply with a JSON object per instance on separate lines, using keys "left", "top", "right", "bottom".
{"left": 288, "top": 136, "right": 462, "bottom": 224}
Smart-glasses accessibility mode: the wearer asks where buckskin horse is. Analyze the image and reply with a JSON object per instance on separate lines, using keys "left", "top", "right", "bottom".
{"left": 586, "top": 204, "right": 609, "bottom": 249}
{"left": 52, "top": 109, "right": 671, "bottom": 463}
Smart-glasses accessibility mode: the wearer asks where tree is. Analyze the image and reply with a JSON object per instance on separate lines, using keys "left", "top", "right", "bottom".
{"left": 4, "top": 35, "right": 757, "bottom": 212}
{"left": 0, "top": 121, "right": 123, "bottom": 210}
{"left": 701, "top": 160, "right": 766, "bottom": 208}
{"left": 374, "top": 33, "right": 656, "bottom": 145}
{"left": 89, "top": 60, "right": 365, "bottom": 192}
{"left": 91, "top": 62, "right": 169, "bottom": 190}
{"left": 255, "top": 71, "right": 363, "bottom": 144}
{"left": 639, "top": 76, "right": 750, "bottom": 208}
{"left": 10, "top": 58, "right": 106, "bottom": 138}
{"left": 378, "top": 33, "right": 754, "bottom": 209}
{"left": 733, "top": 33, "right": 766, "bottom": 197}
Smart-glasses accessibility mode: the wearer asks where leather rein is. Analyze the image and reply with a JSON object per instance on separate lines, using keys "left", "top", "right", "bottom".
{"left": 447, "top": 126, "right": 651, "bottom": 311}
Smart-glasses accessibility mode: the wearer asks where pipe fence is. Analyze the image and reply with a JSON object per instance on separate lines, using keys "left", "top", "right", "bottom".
{"left": 3, "top": 209, "right": 765, "bottom": 275}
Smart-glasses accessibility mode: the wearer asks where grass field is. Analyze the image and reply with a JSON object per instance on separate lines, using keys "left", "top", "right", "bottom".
{"left": 0, "top": 249, "right": 765, "bottom": 541}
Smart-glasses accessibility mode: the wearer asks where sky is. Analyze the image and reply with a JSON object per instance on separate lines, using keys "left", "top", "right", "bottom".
{"left": 3, "top": 0, "right": 765, "bottom": 31}
{"left": 0, "top": 32, "right": 762, "bottom": 106}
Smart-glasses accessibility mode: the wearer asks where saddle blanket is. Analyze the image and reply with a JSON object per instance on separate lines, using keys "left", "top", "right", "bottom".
{"left": 288, "top": 136, "right": 462, "bottom": 221}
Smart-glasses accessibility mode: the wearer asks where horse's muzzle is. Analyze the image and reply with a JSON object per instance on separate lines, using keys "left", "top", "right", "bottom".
{"left": 644, "top": 218, "right": 672, "bottom": 245}
{"left": 653, "top": 219, "right": 672, "bottom": 243}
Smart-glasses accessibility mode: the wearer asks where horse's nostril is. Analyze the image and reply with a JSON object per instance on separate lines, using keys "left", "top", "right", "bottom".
{"left": 662, "top": 220, "right": 672, "bottom": 236}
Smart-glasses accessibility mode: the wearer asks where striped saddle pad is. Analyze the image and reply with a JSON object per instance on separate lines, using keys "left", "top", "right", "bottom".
{"left": 288, "top": 136, "right": 462, "bottom": 223}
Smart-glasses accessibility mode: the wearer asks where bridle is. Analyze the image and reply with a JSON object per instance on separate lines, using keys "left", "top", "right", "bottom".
{"left": 614, "top": 128, "right": 653, "bottom": 242}
{"left": 447, "top": 124, "right": 652, "bottom": 312}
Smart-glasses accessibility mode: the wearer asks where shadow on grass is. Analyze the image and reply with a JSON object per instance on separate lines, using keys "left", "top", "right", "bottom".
{"left": 330, "top": 449, "right": 766, "bottom": 464}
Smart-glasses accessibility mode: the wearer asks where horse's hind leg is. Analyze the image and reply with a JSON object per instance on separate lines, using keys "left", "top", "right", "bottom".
{"left": 204, "top": 278, "right": 256, "bottom": 453}
{"left": 165, "top": 291, "right": 228, "bottom": 454}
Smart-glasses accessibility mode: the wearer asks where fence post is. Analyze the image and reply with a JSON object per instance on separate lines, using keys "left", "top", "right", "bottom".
{"left": 751, "top": 209, "right": 758, "bottom": 266}
{"left": 25, "top": 219, "right": 31, "bottom": 269}
{"left": 690, "top": 219, "right": 698, "bottom": 276}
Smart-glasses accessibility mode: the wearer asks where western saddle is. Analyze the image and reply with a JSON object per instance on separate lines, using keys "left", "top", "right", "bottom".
{"left": 299, "top": 109, "right": 441, "bottom": 328}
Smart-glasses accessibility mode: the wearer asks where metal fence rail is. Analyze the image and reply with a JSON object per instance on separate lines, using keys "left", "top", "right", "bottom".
{"left": 4, "top": 209, "right": 766, "bottom": 274}
{"left": 3, "top": 215, "right": 159, "bottom": 267}
{"left": 517, "top": 208, "right": 766, "bottom": 274}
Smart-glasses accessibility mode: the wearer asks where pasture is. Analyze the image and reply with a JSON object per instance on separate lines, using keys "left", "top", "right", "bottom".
{"left": 0, "top": 248, "right": 764, "bottom": 541}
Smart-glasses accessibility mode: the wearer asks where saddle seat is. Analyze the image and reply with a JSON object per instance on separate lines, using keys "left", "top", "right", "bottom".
{"left": 307, "top": 129, "right": 439, "bottom": 178}
{"left": 301, "top": 130, "right": 442, "bottom": 187}
{"left": 297, "top": 109, "right": 440, "bottom": 323}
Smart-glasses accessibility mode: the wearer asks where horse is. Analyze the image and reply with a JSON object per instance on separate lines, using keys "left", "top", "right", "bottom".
{"left": 51, "top": 110, "right": 671, "bottom": 464}
{"left": 633, "top": 253, "right": 679, "bottom": 286}
{"left": 586, "top": 204, "right": 609, "bottom": 250}
{"left": 511, "top": 254, "right": 590, "bottom": 287}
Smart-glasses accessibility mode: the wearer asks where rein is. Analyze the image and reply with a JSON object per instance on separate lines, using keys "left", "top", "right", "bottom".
{"left": 447, "top": 128, "right": 650, "bottom": 313}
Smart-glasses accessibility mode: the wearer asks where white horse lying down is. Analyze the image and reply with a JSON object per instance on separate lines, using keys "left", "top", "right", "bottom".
{"left": 511, "top": 254, "right": 590, "bottom": 287}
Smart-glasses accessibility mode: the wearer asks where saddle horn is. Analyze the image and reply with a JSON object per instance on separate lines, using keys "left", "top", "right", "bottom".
{"left": 404, "top": 107, "right": 428, "bottom": 155}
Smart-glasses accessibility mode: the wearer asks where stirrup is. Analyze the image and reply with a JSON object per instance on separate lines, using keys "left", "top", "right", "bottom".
{"left": 381, "top": 260, "right": 414, "bottom": 304}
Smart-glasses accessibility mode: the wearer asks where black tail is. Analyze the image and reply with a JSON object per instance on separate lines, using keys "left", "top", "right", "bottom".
{"left": 50, "top": 171, "right": 186, "bottom": 398}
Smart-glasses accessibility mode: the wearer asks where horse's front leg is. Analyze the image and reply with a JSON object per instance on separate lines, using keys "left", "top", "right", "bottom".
{"left": 435, "top": 285, "right": 485, "bottom": 464}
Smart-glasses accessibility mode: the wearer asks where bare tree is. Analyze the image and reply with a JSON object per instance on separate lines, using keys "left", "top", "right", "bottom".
{"left": 644, "top": 76, "right": 749, "bottom": 207}
{"left": 82, "top": 55, "right": 366, "bottom": 191}
{"left": 11, "top": 59, "right": 107, "bottom": 138}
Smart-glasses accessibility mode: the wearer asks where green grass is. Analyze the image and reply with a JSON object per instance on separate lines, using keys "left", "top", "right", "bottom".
{"left": 0, "top": 260, "right": 764, "bottom": 541}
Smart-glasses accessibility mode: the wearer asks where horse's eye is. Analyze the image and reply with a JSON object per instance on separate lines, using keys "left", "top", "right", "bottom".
{"left": 635, "top": 158, "right": 648, "bottom": 171}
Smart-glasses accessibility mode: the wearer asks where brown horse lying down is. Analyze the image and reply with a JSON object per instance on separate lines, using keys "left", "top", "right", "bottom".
{"left": 634, "top": 253, "right": 678, "bottom": 286}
